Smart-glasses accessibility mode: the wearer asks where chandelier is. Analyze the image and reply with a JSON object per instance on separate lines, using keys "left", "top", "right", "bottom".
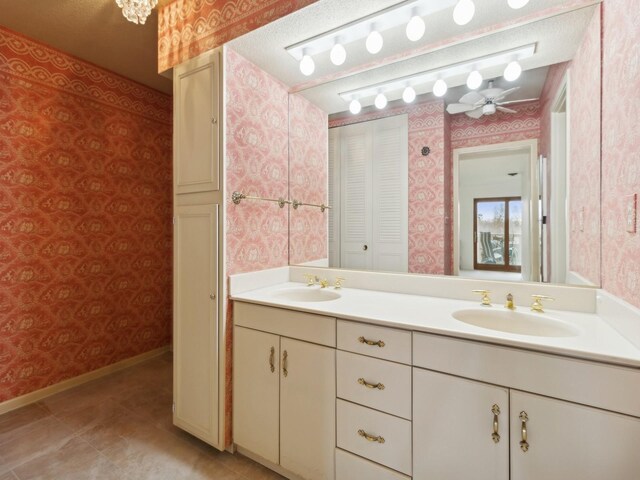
{"left": 115, "top": 0, "right": 158, "bottom": 25}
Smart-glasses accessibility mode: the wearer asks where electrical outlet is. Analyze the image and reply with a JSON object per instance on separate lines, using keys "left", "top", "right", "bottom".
{"left": 626, "top": 194, "right": 637, "bottom": 233}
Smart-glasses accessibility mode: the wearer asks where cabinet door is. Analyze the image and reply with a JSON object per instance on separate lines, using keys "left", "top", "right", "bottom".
{"left": 233, "top": 327, "right": 280, "bottom": 464}
{"left": 173, "top": 204, "right": 219, "bottom": 444}
{"left": 413, "top": 368, "right": 509, "bottom": 480}
{"left": 280, "top": 338, "right": 336, "bottom": 480}
{"left": 511, "top": 390, "right": 640, "bottom": 480}
{"left": 174, "top": 51, "right": 220, "bottom": 194}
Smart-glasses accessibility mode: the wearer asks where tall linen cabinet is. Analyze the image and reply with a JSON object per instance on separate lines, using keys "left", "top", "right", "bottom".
{"left": 172, "top": 49, "right": 226, "bottom": 449}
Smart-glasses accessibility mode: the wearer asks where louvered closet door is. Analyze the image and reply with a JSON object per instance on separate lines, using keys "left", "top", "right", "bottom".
{"left": 340, "top": 122, "right": 372, "bottom": 270}
{"left": 328, "top": 129, "right": 341, "bottom": 268}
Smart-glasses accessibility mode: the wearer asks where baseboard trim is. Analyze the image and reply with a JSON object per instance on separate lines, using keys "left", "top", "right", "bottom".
{"left": 0, "top": 346, "right": 170, "bottom": 416}
{"left": 235, "top": 446, "right": 305, "bottom": 480}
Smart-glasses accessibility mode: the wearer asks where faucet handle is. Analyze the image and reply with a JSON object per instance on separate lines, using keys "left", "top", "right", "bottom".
{"left": 472, "top": 289, "right": 492, "bottom": 307}
{"left": 303, "top": 274, "right": 316, "bottom": 286}
{"left": 334, "top": 277, "right": 345, "bottom": 289}
{"left": 319, "top": 278, "right": 329, "bottom": 288}
{"left": 531, "top": 294, "right": 554, "bottom": 313}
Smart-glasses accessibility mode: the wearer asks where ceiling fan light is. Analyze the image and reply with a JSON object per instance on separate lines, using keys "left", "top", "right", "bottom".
{"left": 299, "top": 54, "right": 315, "bottom": 76}
{"left": 366, "top": 30, "right": 384, "bottom": 54}
{"left": 374, "top": 93, "right": 388, "bottom": 109}
{"left": 467, "top": 70, "right": 483, "bottom": 90}
{"left": 507, "top": 0, "right": 529, "bottom": 9}
{"left": 453, "top": 0, "right": 475, "bottom": 26}
{"left": 402, "top": 86, "right": 417, "bottom": 103}
{"left": 330, "top": 43, "right": 347, "bottom": 66}
{"left": 349, "top": 99, "right": 362, "bottom": 115}
{"left": 433, "top": 79, "right": 448, "bottom": 97}
{"left": 504, "top": 61, "right": 522, "bottom": 81}
{"left": 406, "top": 15, "right": 426, "bottom": 42}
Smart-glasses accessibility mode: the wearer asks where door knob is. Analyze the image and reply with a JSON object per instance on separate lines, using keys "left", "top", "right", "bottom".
{"left": 363, "top": 245, "right": 368, "bottom": 251}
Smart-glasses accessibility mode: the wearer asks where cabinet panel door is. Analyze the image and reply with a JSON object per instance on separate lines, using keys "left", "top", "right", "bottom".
{"left": 233, "top": 327, "right": 280, "bottom": 464}
{"left": 511, "top": 390, "right": 640, "bottom": 480}
{"left": 413, "top": 368, "right": 509, "bottom": 480}
{"left": 173, "top": 204, "right": 219, "bottom": 444}
{"left": 280, "top": 338, "right": 336, "bottom": 480}
{"left": 174, "top": 52, "right": 219, "bottom": 194}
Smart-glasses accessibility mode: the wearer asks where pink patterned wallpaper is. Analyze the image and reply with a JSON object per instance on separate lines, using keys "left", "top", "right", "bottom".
{"left": 0, "top": 27, "right": 172, "bottom": 403}
{"left": 601, "top": 0, "right": 640, "bottom": 309}
{"left": 330, "top": 99, "right": 448, "bottom": 275}
{"left": 288, "top": 93, "right": 328, "bottom": 265}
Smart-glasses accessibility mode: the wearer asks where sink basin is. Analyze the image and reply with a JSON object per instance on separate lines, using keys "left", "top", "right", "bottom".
{"left": 452, "top": 309, "right": 580, "bottom": 337}
{"left": 271, "top": 287, "right": 341, "bottom": 302}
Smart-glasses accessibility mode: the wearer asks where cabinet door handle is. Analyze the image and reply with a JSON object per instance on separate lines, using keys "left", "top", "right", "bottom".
{"left": 358, "top": 378, "right": 385, "bottom": 390}
{"left": 282, "top": 350, "right": 288, "bottom": 377}
{"left": 519, "top": 411, "right": 529, "bottom": 452}
{"left": 269, "top": 347, "right": 275, "bottom": 373}
{"left": 358, "top": 429, "right": 385, "bottom": 444}
{"left": 358, "top": 336, "right": 385, "bottom": 348}
{"left": 491, "top": 404, "right": 501, "bottom": 443}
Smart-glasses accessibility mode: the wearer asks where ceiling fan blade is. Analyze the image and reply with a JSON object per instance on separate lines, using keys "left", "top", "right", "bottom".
{"left": 496, "top": 98, "right": 540, "bottom": 106}
{"left": 497, "top": 106, "right": 518, "bottom": 114}
{"left": 459, "top": 91, "right": 485, "bottom": 106}
{"left": 465, "top": 107, "right": 485, "bottom": 119}
{"left": 492, "top": 86, "right": 520, "bottom": 101}
{"left": 447, "top": 103, "right": 476, "bottom": 114}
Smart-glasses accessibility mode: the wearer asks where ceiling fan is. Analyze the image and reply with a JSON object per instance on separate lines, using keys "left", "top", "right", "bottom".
{"left": 446, "top": 81, "right": 537, "bottom": 118}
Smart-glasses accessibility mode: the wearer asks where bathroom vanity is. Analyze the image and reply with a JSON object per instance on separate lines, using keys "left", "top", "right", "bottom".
{"left": 231, "top": 272, "right": 640, "bottom": 480}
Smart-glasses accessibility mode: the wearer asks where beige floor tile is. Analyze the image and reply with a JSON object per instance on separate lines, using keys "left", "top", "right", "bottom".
{"left": 0, "top": 471, "right": 17, "bottom": 480}
{"left": 12, "top": 436, "right": 125, "bottom": 480}
{"left": 0, "top": 404, "right": 50, "bottom": 435}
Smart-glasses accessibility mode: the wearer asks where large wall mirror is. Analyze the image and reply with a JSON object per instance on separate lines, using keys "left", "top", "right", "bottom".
{"left": 228, "top": 0, "right": 602, "bottom": 287}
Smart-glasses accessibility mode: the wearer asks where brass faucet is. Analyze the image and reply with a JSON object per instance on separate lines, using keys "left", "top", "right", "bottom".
{"left": 303, "top": 274, "right": 317, "bottom": 286}
{"left": 505, "top": 293, "right": 516, "bottom": 310}
{"left": 319, "top": 278, "right": 329, "bottom": 288}
{"left": 334, "top": 277, "right": 345, "bottom": 289}
{"left": 472, "top": 290, "right": 492, "bottom": 307}
{"left": 531, "top": 294, "right": 554, "bottom": 313}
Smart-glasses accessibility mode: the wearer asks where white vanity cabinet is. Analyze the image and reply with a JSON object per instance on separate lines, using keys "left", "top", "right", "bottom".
{"left": 233, "top": 302, "right": 336, "bottom": 480}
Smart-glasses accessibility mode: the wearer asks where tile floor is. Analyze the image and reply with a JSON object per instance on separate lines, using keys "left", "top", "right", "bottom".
{"left": 0, "top": 352, "right": 285, "bottom": 479}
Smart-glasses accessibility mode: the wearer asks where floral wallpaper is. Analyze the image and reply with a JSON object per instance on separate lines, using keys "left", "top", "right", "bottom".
{"left": 158, "top": 0, "right": 318, "bottom": 72}
{"left": 601, "top": 0, "right": 640, "bottom": 309}
{"left": 288, "top": 93, "right": 328, "bottom": 265}
{"left": 0, "top": 27, "right": 173, "bottom": 403}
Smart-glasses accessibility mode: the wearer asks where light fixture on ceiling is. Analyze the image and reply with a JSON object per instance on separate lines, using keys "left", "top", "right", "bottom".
{"left": 366, "top": 29, "right": 384, "bottom": 54}
{"left": 115, "top": 0, "right": 158, "bottom": 25}
{"left": 453, "top": 0, "right": 475, "bottom": 26}
{"left": 375, "top": 93, "right": 388, "bottom": 109}
{"left": 339, "top": 44, "right": 535, "bottom": 113}
{"left": 299, "top": 50, "right": 315, "bottom": 76}
{"left": 402, "top": 86, "right": 417, "bottom": 103}
{"left": 467, "top": 70, "right": 483, "bottom": 89}
{"left": 406, "top": 13, "right": 426, "bottom": 42}
{"left": 508, "top": 0, "right": 530, "bottom": 9}
{"left": 503, "top": 60, "right": 522, "bottom": 81}
{"left": 330, "top": 42, "right": 347, "bottom": 66}
{"left": 349, "top": 99, "right": 362, "bottom": 114}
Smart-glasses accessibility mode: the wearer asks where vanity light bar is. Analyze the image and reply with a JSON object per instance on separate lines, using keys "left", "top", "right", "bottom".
{"left": 339, "top": 43, "right": 536, "bottom": 102}
{"left": 285, "top": 0, "right": 457, "bottom": 61}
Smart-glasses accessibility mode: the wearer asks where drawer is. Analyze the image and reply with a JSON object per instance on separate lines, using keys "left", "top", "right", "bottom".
{"left": 337, "top": 320, "right": 411, "bottom": 364}
{"left": 336, "top": 399, "right": 412, "bottom": 475}
{"left": 336, "top": 448, "right": 411, "bottom": 480}
{"left": 234, "top": 302, "right": 336, "bottom": 347}
{"left": 337, "top": 350, "right": 411, "bottom": 419}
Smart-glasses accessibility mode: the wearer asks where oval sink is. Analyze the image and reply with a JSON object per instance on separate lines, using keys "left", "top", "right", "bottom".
{"left": 452, "top": 309, "right": 580, "bottom": 337}
{"left": 271, "top": 287, "right": 341, "bottom": 302}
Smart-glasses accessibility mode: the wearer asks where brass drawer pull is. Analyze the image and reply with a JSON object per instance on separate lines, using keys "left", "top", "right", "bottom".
{"left": 358, "top": 429, "right": 385, "bottom": 444}
{"left": 282, "top": 350, "right": 288, "bottom": 377}
{"left": 358, "top": 378, "right": 385, "bottom": 390}
{"left": 491, "top": 404, "right": 501, "bottom": 443}
{"left": 269, "top": 346, "right": 275, "bottom": 373}
{"left": 519, "top": 411, "right": 529, "bottom": 452}
{"left": 358, "top": 336, "right": 385, "bottom": 348}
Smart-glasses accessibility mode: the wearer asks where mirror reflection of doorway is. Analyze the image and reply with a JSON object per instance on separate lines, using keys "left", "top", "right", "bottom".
{"left": 474, "top": 197, "right": 522, "bottom": 272}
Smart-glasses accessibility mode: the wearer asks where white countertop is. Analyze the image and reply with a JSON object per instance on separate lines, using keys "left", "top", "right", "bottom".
{"left": 231, "top": 282, "right": 640, "bottom": 368}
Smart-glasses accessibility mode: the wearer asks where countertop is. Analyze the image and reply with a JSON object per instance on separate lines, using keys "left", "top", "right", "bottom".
{"left": 231, "top": 282, "right": 640, "bottom": 368}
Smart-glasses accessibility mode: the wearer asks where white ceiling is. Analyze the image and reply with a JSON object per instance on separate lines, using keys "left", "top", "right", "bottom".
{"left": 0, "top": 0, "right": 172, "bottom": 94}
{"left": 229, "top": 0, "right": 599, "bottom": 114}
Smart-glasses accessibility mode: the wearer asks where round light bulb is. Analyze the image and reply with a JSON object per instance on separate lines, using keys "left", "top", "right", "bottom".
{"left": 299, "top": 54, "right": 315, "bottom": 76}
{"left": 330, "top": 43, "right": 346, "bottom": 66}
{"left": 349, "top": 99, "right": 362, "bottom": 115}
{"left": 402, "top": 86, "right": 417, "bottom": 103}
{"left": 433, "top": 79, "right": 448, "bottom": 97}
{"left": 504, "top": 61, "right": 522, "bottom": 81}
{"left": 453, "top": 0, "right": 475, "bottom": 26}
{"left": 366, "top": 30, "right": 383, "bottom": 54}
{"left": 467, "top": 70, "right": 483, "bottom": 89}
{"left": 374, "top": 93, "right": 388, "bottom": 109}
{"left": 508, "top": 0, "right": 529, "bottom": 9}
{"left": 406, "top": 15, "right": 426, "bottom": 42}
